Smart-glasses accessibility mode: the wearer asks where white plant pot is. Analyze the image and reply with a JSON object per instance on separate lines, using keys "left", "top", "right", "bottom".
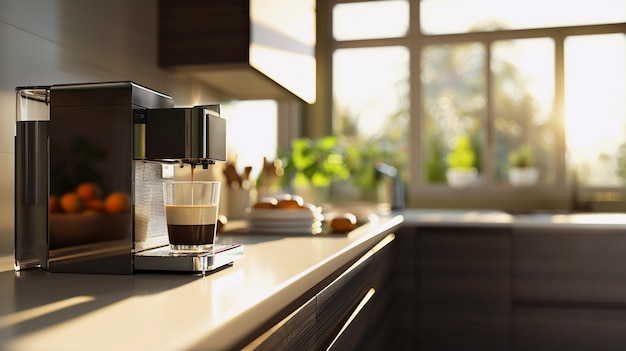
{"left": 446, "top": 168, "right": 478, "bottom": 188}
{"left": 509, "top": 167, "right": 539, "bottom": 186}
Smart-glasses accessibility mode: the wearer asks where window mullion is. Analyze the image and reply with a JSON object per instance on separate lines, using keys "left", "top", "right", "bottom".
{"left": 410, "top": 0, "right": 423, "bottom": 191}
{"left": 554, "top": 35, "right": 567, "bottom": 188}
{"left": 484, "top": 40, "right": 495, "bottom": 187}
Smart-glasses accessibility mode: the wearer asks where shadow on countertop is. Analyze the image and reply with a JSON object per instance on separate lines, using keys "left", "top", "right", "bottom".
{"left": 0, "top": 269, "right": 200, "bottom": 341}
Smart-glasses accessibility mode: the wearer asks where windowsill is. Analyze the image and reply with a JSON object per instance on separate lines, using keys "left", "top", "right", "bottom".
{"left": 408, "top": 188, "right": 626, "bottom": 213}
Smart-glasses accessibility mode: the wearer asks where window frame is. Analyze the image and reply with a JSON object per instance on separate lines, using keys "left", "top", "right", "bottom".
{"left": 321, "top": 0, "right": 626, "bottom": 211}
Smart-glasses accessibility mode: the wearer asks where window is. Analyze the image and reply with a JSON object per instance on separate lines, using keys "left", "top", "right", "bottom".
{"left": 326, "top": 0, "right": 626, "bottom": 210}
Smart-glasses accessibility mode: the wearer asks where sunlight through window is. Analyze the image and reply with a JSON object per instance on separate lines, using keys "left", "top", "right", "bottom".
{"left": 565, "top": 34, "right": 626, "bottom": 186}
{"left": 333, "top": 47, "right": 409, "bottom": 139}
{"left": 333, "top": 0, "right": 409, "bottom": 41}
{"left": 421, "top": 0, "right": 626, "bottom": 34}
{"left": 222, "top": 100, "right": 278, "bottom": 182}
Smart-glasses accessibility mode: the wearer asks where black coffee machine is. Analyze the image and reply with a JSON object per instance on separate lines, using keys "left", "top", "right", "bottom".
{"left": 15, "top": 82, "right": 242, "bottom": 274}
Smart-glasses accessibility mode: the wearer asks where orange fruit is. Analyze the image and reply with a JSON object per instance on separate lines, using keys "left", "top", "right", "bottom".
{"left": 104, "top": 192, "right": 131, "bottom": 214}
{"left": 49, "top": 195, "right": 63, "bottom": 214}
{"left": 76, "top": 182, "right": 102, "bottom": 201}
{"left": 85, "top": 198, "right": 105, "bottom": 213}
{"left": 60, "top": 192, "right": 84, "bottom": 214}
{"left": 330, "top": 213, "right": 357, "bottom": 233}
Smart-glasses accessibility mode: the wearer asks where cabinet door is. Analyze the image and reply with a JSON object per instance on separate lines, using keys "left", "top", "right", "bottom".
{"left": 515, "top": 307, "right": 626, "bottom": 351}
{"left": 419, "top": 227, "right": 512, "bottom": 351}
{"left": 321, "top": 234, "right": 396, "bottom": 351}
{"left": 392, "top": 227, "right": 420, "bottom": 349}
{"left": 515, "top": 228, "right": 626, "bottom": 304}
{"left": 242, "top": 234, "right": 396, "bottom": 351}
{"left": 514, "top": 227, "right": 626, "bottom": 349}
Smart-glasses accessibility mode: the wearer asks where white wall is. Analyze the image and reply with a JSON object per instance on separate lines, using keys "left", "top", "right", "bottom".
{"left": 0, "top": 0, "right": 225, "bottom": 255}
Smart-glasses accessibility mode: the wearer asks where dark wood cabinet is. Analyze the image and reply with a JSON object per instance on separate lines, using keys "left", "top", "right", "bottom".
{"left": 393, "top": 226, "right": 513, "bottom": 351}
{"left": 392, "top": 227, "right": 420, "bottom": 350}
{"left": 158, "top": 0, "right": 316, "bottom": 103}
{"left": 394, "top": 224, "right": 626, "bottom": 351}
{"left": 243, "top": 234, "right": 396, "bottom": 351}
{"left": 417, "top": 226, "right": 512, "bottom": 351}
{"left": 515, "top": 307, "right": 626, "bottom": 351}
{"left": 242, "top": 221, "right": 626, "bottom": 351}
{"left": 514, "top": 227, "right": 626, "bottom": 350}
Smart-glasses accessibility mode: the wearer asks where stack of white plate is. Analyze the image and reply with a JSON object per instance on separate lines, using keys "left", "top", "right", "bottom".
{"left": 247, "top": 207, "right": 324, "bottom": 234}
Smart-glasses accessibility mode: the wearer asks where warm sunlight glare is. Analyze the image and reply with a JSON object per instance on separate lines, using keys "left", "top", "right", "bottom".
{"left": 222, "top": 100, "right": 278, "bottom": 181}
{"left": 564, "top": 34, "right": 626, "bottom": 185}
{"left": 0, "top": 296, "right": 95, "bottom": 328}
{"left": 333, "top": 0, "right": 409, "bottom": 40}
{"left": 421, "top": 0, "right": 626, "bottom": 34}
{"left": 333, "top": 47, "right": 409, "bottom": 138}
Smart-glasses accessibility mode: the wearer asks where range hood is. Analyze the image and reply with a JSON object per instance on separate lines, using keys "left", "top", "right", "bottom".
{"left": 158, "top": 0, "right": 316, "bottom": 104}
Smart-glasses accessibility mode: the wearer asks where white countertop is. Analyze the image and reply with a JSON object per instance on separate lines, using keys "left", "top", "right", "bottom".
{"left": 0, "top": 215, "right": 403, "bottom": 351}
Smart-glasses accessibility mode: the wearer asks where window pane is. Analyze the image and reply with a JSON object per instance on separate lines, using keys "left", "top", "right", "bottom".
{"left": 492, "top": 38, "right": 556, "bottom": 185}
{"left": 332, "top": 46, "right": 409, "bottom": 192}
{"left": 421, "top": 0, "right": 626, "bottom": 35}
{"left": 333, "top": 0, "right": 409, "bottom": 40}
{"left": 421, "top": 43, "right": 486, "bottom": 184}
{"left": 565, "top": 34, "right": 626, "bottom": 187}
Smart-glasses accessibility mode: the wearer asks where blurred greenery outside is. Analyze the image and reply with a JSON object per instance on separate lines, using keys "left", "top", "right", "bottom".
{"left": 323, "top": 36, "right": 555, "bottom": 190}
{"left": 279, "top": 130, "right": 408, "bottom": 201}
{"left": 421, "top": 39, "right": 554, "bottom": 184}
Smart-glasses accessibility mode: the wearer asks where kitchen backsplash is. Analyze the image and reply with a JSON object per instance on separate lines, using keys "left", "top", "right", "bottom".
{"left": 0, "top": 0, "right": 223, "bottom": 256}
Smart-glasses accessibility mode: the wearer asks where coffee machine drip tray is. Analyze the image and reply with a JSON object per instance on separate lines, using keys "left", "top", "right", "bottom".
{"left": 134, "top": 244, "right": 243, "bottom": 274}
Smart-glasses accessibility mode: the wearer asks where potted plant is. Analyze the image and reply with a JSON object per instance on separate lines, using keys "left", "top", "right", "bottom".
{"left": 446, "top": 134, "right": 478, "bottom": 188}
{"left": 280, "top": 136, "right": 350, "bottom": 204}
{"left": 507, "top": 144, "right": 539, "bottom": 186}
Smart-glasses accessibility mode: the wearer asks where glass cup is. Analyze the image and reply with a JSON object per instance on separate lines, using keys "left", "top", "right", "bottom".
{"left": 163, "top": 181, "right": 221, "bottom": 253}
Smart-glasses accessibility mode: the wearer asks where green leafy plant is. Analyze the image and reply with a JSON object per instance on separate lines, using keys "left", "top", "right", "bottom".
{"left": 446, "top": 134, "right": 476, "bottom": 169}
{"left": 280, "top": 136, "right": 350, "bottom": 187}
{"left": 507, "top": 144, "right": 535, "bottom": 168}
{"left": 425, "top": 132, "right": 447, "bottom": 182}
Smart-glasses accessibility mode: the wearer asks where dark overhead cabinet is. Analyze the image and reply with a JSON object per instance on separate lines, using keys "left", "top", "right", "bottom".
{"left": 158, "top": 0, "right": 316, "bottom": 103}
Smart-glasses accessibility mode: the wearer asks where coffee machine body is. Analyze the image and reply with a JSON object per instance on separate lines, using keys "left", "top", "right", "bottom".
{"left": 15, "top": 82, "right": 240, "bottom": 274}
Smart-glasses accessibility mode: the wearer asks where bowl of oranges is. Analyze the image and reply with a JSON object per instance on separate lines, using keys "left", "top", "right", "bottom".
{"left": 49, "top": 182, "right": 132, "bottom": 248}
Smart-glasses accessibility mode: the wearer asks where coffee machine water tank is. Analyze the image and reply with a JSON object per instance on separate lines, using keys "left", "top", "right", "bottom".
{"left": 14, "top": 87, "right": 50, "bottom": 271}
